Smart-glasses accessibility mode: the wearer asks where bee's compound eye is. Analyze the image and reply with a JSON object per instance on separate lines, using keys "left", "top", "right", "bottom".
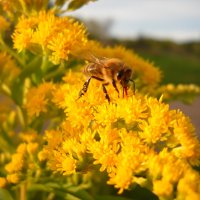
{"left": 117, "top": 70, "right": 124, "bottom": 80}
{"left": 125, "top": 69, "right": 132, "bottom": 77}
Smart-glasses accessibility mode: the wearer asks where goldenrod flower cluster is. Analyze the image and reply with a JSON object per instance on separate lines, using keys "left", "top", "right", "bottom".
{"left": 157, "top": 83, "right": 200, "bottom": 103}
{"left": 4, "top": 130, "right": 40, "bottom": 184}
{"left": 12, "top": 11, "right": 88, "bottom": 64}
{"left": 0, "top": 0, "right": 200, "bottom": 200}
{"left": 35, "top": 73, "right": 200, "bottom": 198}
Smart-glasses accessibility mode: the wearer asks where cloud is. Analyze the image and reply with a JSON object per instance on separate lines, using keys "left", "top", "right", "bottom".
{"left": 70, "top": 0, "right": 200, "bottom": 41}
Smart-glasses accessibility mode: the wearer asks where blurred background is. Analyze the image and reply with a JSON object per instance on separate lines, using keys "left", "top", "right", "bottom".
{"left": 70, "top": 0, "right": 200, "bottom": 134}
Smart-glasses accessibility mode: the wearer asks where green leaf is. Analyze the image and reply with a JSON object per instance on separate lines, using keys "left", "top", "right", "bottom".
{"left": 0, "top": 135, "right": 14, "bottom": 152}
{"left": 71, "top": 190, "right": 94, "bottom": 200}
{"left": 0, "top": 188, "right": 14, "bottom": 200}
{"left": 28, "top": 183, "right": 53, "bottom": 192}
{"left": 67, "top": 0, "right": 97, "bottom": 11}
{"left": 65, "top": 193, "right": 81, "bottom": 200}
{"left": 19, "top": 56, "right": 42, "bottom": 80}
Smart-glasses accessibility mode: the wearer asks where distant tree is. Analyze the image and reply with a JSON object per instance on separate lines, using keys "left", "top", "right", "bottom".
{"left": 83, "top": 18, "right": 113, "bottom": 42}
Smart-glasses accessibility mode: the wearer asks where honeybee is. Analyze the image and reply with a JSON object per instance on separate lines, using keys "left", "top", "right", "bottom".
{"left": 78, "top": 56, "right": 135, "bottom": 102}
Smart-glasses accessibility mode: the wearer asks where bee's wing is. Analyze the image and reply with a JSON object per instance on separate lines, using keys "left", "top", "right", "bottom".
{"left": 86, "top": 54, "right": 109, "bottom": 67}
{"left": 84, "top": 63, "right": 104, "bottom": 79}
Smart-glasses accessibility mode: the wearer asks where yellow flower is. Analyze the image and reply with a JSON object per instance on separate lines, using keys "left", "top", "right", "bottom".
{"left": 38, "top": 148, "right": 49, "bottom": 161}
{"left": 5, "top": 153, "right": 24, "bottom": 173}
{"left": 63, "top": 138, "right": 86, "bottom": 159}
{"left": 19, "top": 130, "right": 38, "bottom": 143}
{"left": 48, "top": 151, "right": 77, "bottom": 175}
{"left": 27, "top": 142, "right": 39, "bottom": 154}
{"left": 25, "top": 90, "right": 47, "bottom": 117}
{"left": 171, "top": 110, "right": 200, "bottom": 165}
{"left": 16, "top": 143, "right": 27, "bottom": 154}
{"left": 107, "top": 163, "right": 133, "bottom": 194}
{"left": 60, "top": 155, "right": 77, "bottom": 175}
{"left": 43, "top": 71, "right": 200, "bottom": 195}
{"left": 48, "top": 21, "right": 87, "bottom": 64}
{"left": 12, "top": 11, "right": 88, "bottom": 64}
{"left": 116, "top": 95, "right": 148, "bottom": 124}
{"left": 177, "top": 169, "right": 200, "bottom": 200}
{"left": 89, "top": 138, "right": 118, "bottom": 173}
{"left": 153, "top": 179, "right": 173, "bottom": 198}
{"left": 12, "top": 28, "right": 34, "bottom": 52}
{"left": 25, "top": 82, "right": 55, "bottom": 117}
{"left": 157, "top": 84, "right": 200, "bottom": 102}
{"left": 0, "top": 177, "right": 7, "bottom": 188}
{"left": 0, "top": 52, "right": 20, "bottom": 85}
{"left": 44, "top": 129, "right": 63, "bottom": 150}
{"left": 0, "top": 152, "right": 11, "bottom": 165}
{"left": 6, "top": 173, "right": 20, "bottom": 184}
{"left": 139, "top": 97, "right": 171, "bottom": 144}
{"left": 0, "top": 15, "right": 9, "bottom": 33}
{"left": 94, "top": 103, "right": 119, "bottom": 127}
{"left": 148, "top": 149, "right": 187, "bottom": 183}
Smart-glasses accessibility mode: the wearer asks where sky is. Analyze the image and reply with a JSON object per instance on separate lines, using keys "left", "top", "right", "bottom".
{"left": 70, "top": 0, "right": 200, "bottom": 42}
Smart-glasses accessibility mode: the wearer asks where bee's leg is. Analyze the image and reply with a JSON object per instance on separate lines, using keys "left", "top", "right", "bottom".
{"left": 122, "top": 85, "right": 129, "bottom": 98}
{"left": 132, "top": 80, "right": 135, "bottom": 95}
{"left": 102, "top": 83, "right": 110, "bottom": 103}
{"left": 77, "top": 77, "right": 91, "bottom": 100}
{"left": 112, "top": 80, "right": 120, "bottom": 97}
{"left": 129, "top": 80, "right": 135, "bottom": 95}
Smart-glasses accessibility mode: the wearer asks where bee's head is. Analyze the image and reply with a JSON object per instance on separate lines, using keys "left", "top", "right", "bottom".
{"left": 117, "top": 67, "right": 133, "bottom": 88}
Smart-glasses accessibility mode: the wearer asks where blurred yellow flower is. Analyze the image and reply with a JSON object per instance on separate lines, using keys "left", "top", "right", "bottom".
{"left": 19, "top": 130, "right": 38, "bottom": 143}
{"left": 0, "top": 177, "right": 7, "bottom": 188}
{"left": 6, "top": 173, "right": 20, "bottom": 184}
{"left": 44, "top": 129, "right": 63, "bottom": 150}
{"left": 25, "top": 82, "right": 55, "bottom": 117}
{"left": 27, "top": 142, "right": 39, "bottom": 154}
{"left": 38, "top": 148, "right": 49, "bottom": 161}
{"left": 16, "top": 143, "right": 27, "bottom": 154}
{"left": 5, "top": 153, "right": 24, "bottom": 173}
{"left": 177, "top": 169, "right": 200, "bottom": 200}
{"left": 0, "top": 15, "right": 9, "bottom": 33}
{"left": 157, "top": 83, "right": 200, "bottom": 102}
{"left": 0, "top": 52, "right": 20, "bottom": 85}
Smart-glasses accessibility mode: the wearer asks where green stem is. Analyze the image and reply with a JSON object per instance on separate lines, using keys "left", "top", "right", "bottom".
{"left": 47, "top": 193, "right": 55, "bottom": 200}
{"left": 16, "top": 106, "right": 26, "bottom": 129}
{"left": 1, "top": 83, "right": 12, "bottom": 96}
{"left": 41, "top": 55, "right": 48, "bottom": 74}
{"left": 45, "top": 62, "right": 65, "bottom": 80}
